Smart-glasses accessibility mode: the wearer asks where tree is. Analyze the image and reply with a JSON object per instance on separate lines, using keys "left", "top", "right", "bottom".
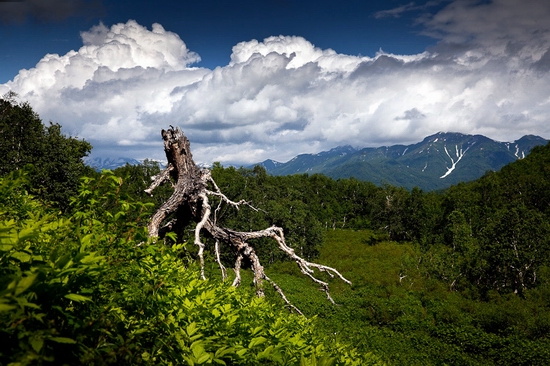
{"left": 145, "top": 127, "right": 351, "bottom": 313}
{"left": 479, "top": 206, "right": 550, "bottom": 295}
{"left": 0, "top": 92, "right": 44, "bottom": 175}
{"left": 34, "top": 123, "right": 94, "bottom": 210}
{"left": 0, "top": 93, "right": 92, "bottom": 211}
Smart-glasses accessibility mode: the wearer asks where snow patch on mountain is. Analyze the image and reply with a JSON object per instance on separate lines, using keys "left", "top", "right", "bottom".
{"left": 440, "top": 144, "right": 473, "bottom": 179}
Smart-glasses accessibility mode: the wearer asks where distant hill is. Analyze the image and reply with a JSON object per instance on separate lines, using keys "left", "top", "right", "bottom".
{"left": 84, "top": 157, "right": 142, "bottom": 171}
{"left": 254, "top": 132, "right": 548, "bottom": 190}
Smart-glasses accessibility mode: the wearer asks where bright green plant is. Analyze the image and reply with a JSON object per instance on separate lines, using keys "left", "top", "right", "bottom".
{"left": 94, "top": 242, "right": 379, "bottom": 365}
{"left": 0, "top": 171, "right": 105, "bottom": 365}
{"left": 0, "top": 170, "right": 379, "bottom": 365}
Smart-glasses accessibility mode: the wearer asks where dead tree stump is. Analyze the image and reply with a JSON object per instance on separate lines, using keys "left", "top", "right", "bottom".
{"left": 146, "top": 126, "right": 351, "bottom": 314}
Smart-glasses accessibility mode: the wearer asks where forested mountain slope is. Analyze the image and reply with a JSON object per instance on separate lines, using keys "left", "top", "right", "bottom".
{"left": 258, "top": 132, "right": 547, "bottom": 190}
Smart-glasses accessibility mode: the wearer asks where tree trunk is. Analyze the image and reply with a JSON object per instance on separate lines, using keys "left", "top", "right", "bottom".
{"left": 146, "top": 126, "right": 351, "bottom": 314}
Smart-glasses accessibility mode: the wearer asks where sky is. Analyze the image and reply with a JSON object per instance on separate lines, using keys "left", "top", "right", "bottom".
{"left": 1, "top": 0, "right": 550, "bottom": 166}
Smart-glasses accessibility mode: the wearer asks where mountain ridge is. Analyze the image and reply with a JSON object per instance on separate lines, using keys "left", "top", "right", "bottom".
{"left": 255, "top": 132, "right": 548, "bottom": 190}
{"left": 85, "top": 132, "right": 548, "bottom": 191}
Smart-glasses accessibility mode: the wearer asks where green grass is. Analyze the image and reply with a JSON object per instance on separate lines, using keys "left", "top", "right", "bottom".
{"left": 264, "top": 229, "right": 550, "bottom": 365}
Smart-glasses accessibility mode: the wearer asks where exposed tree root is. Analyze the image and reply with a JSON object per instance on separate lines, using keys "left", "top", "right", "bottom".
{"left": 146, "top": 126, "right": 351, "bottom": 313}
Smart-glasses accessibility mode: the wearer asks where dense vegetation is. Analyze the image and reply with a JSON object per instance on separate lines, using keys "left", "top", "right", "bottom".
{"left": 1, "top": 169, "right": 380, "bottom": 365}
{"left": 0, "top": 92, "right": 93, "bottom": 212}
{"left": 1, "top": 95, "right": 550, "bottom": 364}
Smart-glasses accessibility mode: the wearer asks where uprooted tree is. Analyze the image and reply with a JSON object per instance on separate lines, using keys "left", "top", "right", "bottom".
{"left": 145, "top": 126, "right": 351, "bottom": 314}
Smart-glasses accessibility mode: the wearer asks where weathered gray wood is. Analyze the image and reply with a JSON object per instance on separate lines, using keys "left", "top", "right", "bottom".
{"left": 146, "top": 126, "right": 351, "bottom": 313}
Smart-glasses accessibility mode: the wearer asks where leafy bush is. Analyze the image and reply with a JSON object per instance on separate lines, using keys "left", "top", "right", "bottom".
{"left": 0, "top": 171, "right": 379, "bottom": 365}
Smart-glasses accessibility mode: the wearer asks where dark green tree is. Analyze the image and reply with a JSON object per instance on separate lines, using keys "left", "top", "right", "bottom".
{"left": 479, "top": 206, "right": 550, "bottom": 295}
{"left": 0, "top": 93, "right": 92, "bottom": 211}
{"left": 0, "top": 92, "right": 44, "bottom": 174}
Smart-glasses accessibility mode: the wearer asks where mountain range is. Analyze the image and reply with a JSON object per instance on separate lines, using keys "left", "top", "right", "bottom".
{"left": 84, "top": 157, "right": 143, "bottom": 171}
{"left": 85, "top": 132, "right": 548, "bottom": 191}
{"left": 255, "top": 132, "right": 548, "bottom": 191}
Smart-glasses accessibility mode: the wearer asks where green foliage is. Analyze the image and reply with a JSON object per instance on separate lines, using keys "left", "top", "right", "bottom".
{"left": 266, "top": 230, "right": 550, "bottom": 365}
{"left": 34, "top": 122, "right": 94, "bottom": 210}
{"left": 210, "top": 164, "right": 327, "bottom": 263}
{"left": 479, "top": 206, "right": 550, "bottom": 294}
{"left": 0, "top": 170, "right": 375, "bottom": 365}
{"left": 208, "top": 164, "right": 423, "bottom": 263}
{"left": 418, "top": 142, "right": 550, "bottom": 295}
{"left": 0, "top": 92, "right": 44, "bottom": 175}
{"left": 95, "top": 244, "right": 375, "bottom": 365}
{"left": 0, "top": 93, "right": 93, "bottom": 212}
{"left": 0, "top": 171, "right": 105, "bottom": 365}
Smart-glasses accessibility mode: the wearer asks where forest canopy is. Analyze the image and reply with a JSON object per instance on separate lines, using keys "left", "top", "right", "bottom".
{"left": 0, "top": 92, "right": 93, "bottom": 211}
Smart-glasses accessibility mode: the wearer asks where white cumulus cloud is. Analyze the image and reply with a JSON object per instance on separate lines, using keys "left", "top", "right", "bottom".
{"left": 2, "top": 1, "right": 550, "bottom": 166}
{"left": 1, "top": 20, "right": 208, "bottom": 159}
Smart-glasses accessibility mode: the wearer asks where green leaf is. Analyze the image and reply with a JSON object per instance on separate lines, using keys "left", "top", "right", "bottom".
{"left": 301, "top": 355, "right": 314, "bottom": 366}
{"left": 30, "top": 338, "right": 44, "bottom": 353}
{"left": 14, "top": 296, "right": 40, "bottom": 309}
{"left": 49, "top": 337, "right": 77, "bottom": 344}
{"left": 214, "top": 346, "right": 233, "bottom": 358}
{"left": 183, "top": 356, "right": 195, "bottom": 366}
{"left": 65, "top": 293, "right": 91, "bottom": 302}
{"left": 79, "top": 234, "right": 93, "bottom": 251}
{"left": 196, "top": 353, "right": 210, "bottom": 364}
{"left": 55, "top": 254, "right": 72, "bottom": 269}
{"left": 0, "top": 243, "right": 14, "bottom": 251}
{"left": 187, "top": 322, "right": 198, "bottom": 337}
{"left": 248, "top": 336, "right": 267, "bottom": 348}
{"left": 0, "top": 303, "right": 16, "bottom": 311}
{"left": 191, "top": 341, "right": 206, "bottom": 359}
{"left": 257, "top": 345, "right": 274, "bottom": 359}
{"left": 31, "top": 254, "right": 44, "bottom": 261}
{"left": 15, "top": 273, "right": 37, "bottom": 296}
{"left": 18, "top": 226, "right": 39, "bottom": 242}
{"left": 141, "top": 351, "right": 151, "bottom": 361}
{"left": 165, "top": 231, "right": 177, "bottom": 242}
{"left": 11, "top": 251, "right": 32, "bottom": 263}
{"left": 251, "top": 326, "right": 263, "bottom": 335}
{"left": 80, "top": 253, "right": 104, "bottom": 264}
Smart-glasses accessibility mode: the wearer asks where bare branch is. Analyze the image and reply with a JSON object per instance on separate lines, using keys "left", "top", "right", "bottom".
{"left": 264, "top": 274, "right": 304, "bottom": 315}
{"left": 214, "top": 240, "right": 227, "bottom": 281}
{"left": 194, "top": 192, "right": 211, "bottom": 280}
{"left": 205, "top": 188, "right": 259, "bottom": 211}
{"left": 144, "top": 164, "right": 174, "bottom": 196}
{"left": 232, "top": 254, "right": 243, "bottom": 288}
{"left": 147, "top": 126, "right": 352, "bottom": 313}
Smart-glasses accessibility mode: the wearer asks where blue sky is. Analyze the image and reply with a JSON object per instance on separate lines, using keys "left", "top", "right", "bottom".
{"left": 1, "top": 0, "right": 550, "bottom": 165}
{"left": 0, "top": 0, "right": 440, "bottom": 83}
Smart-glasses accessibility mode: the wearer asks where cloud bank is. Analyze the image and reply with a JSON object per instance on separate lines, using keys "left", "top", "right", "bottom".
{"left": 2, "top": 0, "right": 550, "bottom": 165}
